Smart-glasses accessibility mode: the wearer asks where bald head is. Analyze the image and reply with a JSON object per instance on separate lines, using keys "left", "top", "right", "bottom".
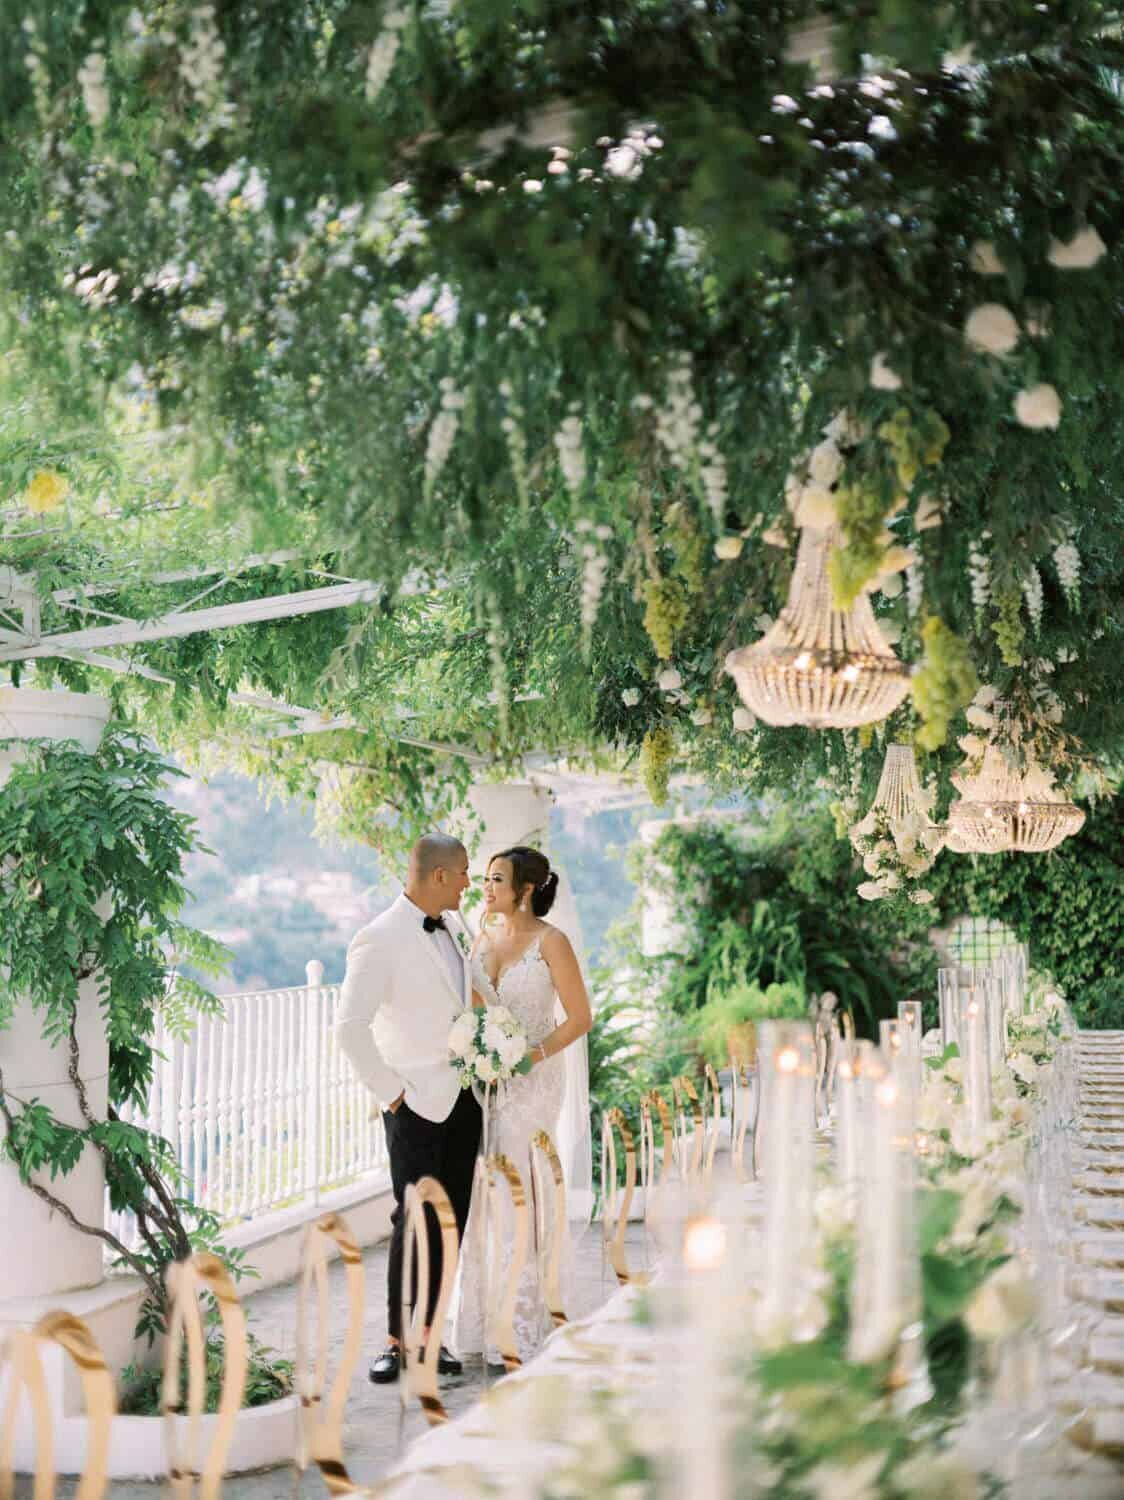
{"left": 406, "top": 833, "right": 471, "bottom": 917}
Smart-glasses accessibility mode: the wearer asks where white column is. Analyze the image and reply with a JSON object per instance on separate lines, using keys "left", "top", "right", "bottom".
{"left": 0, "top": 688, "right": 112, "bottom": 1299}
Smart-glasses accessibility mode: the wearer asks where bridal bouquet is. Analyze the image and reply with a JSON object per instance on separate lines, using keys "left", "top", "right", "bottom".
{"left": 448, "top": 1005, "right": 532, "bottom": 1088}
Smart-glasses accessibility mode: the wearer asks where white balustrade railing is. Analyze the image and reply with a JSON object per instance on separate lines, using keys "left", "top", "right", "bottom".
{"left": 106, "top": 961, "right": 387, "bottom": 1254}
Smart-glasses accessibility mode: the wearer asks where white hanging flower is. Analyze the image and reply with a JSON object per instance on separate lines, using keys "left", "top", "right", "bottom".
{"left": 968, "top": 535, "right": 990, "bottom": 619}
{"left": 714, "top": 534, "right": 743, "bottom": 560}
{"left": 964, "top": 303, "right": 1020, "bottom": 355}
{"left": 1052, "top": 529, "right": 1080, "bottom": 605}
{"left": 423, "top": 378, "right": 463, "bottom": 496}
{"left": 969, "top": 240, "right": 1004, "bottom": 275}
{"left": 869, "top": 351, "right": 902, "bottom": 390}
{"left": 1014, "top": 383, "right": 1062, "bottom": 430}
{"left": 1047, "top": 227, "right": 1107, "bottom": 270}
{"left": 621, "top": 688, "right": 640, "bottom": 707}
{"left": 657, "top": 667, "right": 682, "bottom": 692}
{"left": 365, "top": 8, "right": 408, "bottom": 102}
{"left": 654, "top": 354, "right": 701, "bottom": 470}
{"left": 78, "top": 50, "right": 109, "bottom": 128}
{"left": 732, "top": 706, "right": 756, "bottom": 732}
{"left": 553, "top": 413, "right": 586, "bottom": 495}
{"left": 1022, "top": 565, "right": 1044, "bottom": 633}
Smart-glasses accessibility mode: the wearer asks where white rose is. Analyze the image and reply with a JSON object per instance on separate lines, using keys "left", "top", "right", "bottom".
{"left": 497, "top": 1033, "right": 525, "bottom": 1069}
{"left": 973, "top": 684, "right": 998, "bottom": 706}
{"left": 732, "top": 706, "right": 756, "bottom": 732}
{"left": 964, "top": 302, "right": 1020, "bottom": 355}
{"left": 1047, "top": 226, "right": 1107, "bottom": 270}
{"left": 870, "top": 351, "right": 903, "bottom": 390}
{"left": 964, "top": 705, "right": 995, "bottom": 729}
{"left": 856, "top": 880, "right": 887, "bottom": 900}
{"left": 969, "top": 240, "right": 1004, "bottom": 276}
{"left": 808, "top": 440, "right": 844, "bottom": 486}
{"left": 1014, "top": 383, "right": 1062, "bottom": 430}
{"left": 657, "top": 666, "right": 682, "bottom": 692}
{"left": 522, "top": 179, "right": 544, "bottom": 194}
{"left": 449, "top": 1013, "right": 478, "bottom": 1057}
{"left": 795, "top": 483, "right": 839, "bottom": 528}
{"left": 482, "top": 1019, "right": 507, "bottom": 1054}
{"left": 475, "top": 1053, "right": 498, "bottom": 1084}
{"left": 621, "top": 687, "right": 640, "bottom": 707}
{"left": 944, "top": 1055, "right": 964, "bottom": 1084}
{"left": 965, "top": 1259, "right": 1038, "bottom": 1341}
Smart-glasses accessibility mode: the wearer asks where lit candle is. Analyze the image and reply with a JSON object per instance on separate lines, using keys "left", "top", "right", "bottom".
{"left": 680, "top": 1214, "right": 730, "bottom": 1500}
{"left": 835, "top": 1039, "right": 876, "bottom": 1217}
{"left": 958, "top": 992, "right": 993, "bottom": 1156}
{"left": 755, "top": 1022, "right": 818, "bottom": 1346}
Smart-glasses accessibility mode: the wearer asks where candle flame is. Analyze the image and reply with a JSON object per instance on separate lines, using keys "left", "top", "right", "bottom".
{"left": 684, "top": 1216, "right": 727, "bottom": 1271}
{"left": 876, "top": 1079, "right": 898, "bottom": 1107}
{"left": 776, "top": 1045, "right": 800, "bottom": 1073}
{"left": 838, "top": 1059, "right": 854, "bottom": 1080}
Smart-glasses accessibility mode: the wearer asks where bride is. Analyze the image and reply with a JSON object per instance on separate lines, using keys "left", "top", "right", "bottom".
{"left": 451, "top": 844, "right": 593, "bottom": 1365}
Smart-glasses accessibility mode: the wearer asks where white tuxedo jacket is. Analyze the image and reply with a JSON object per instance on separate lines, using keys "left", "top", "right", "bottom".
{"left": 335, "top": 893, "right": 472, "bottom": 1122}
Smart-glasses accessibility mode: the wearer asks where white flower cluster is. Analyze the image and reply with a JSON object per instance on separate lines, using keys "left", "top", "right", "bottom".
{"left": 1021, "top": 564, "right": 1044, "bottom": 633}
{"left": 553, "top": 410, "right": 586, "bottom": 495}
{"left": 65, "top": 265, "right": 120, "bottom": 308}
{"left": 654, "top": 353, "right": 702, "bottom": 468}
{"left": 365, "top": 8, "right": 408, "bottom": 101}
{"left": 1052, "top": 526, "right": 1080, "bottom": 606}
{"left": 599, "top": 125, "right": 663, "bottom": 181}
{"left": 573, "top": 518, "right": 613, "bottom": 639}
{"left": 78, "top": 50, "right": 110, "bottom": 129}
{"left": 180, "top": 4, "right": 225, "bottom": 103}
{"left": 967, "top": 532, "right": 990, "bottom": 620}
{"left": 783, "top": 420, "right": 848, "bottom": 530}
{"left": 964, "top": 302, "right": 1019, "bottom": 355}
{"left": 851, "top": 804, "right": 941, "bottom": 904}
{"left": 906, "top": 560, "right": 924, "bottom": 618}
{"left": 1047, "top": 226, "right": 1107, "bottom": 270}
{"left": 1014, "top": 382, "right": 1062, "bottom": 430}
{"left": 448, "top": 1004, "right": 529, "bottom": 1087}
{"left": 423, "top": 378, "right": 464, "bottom": 496}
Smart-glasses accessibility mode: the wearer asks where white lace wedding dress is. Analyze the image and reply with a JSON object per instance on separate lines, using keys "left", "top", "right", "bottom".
{"left": 450, "top": 935, "right": 571, "bottom": 1364}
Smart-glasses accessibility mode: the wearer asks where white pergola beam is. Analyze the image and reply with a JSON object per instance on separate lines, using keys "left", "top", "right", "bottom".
{"left": 48, "top": 550, "right": 304, "bottom": 605}
{"left": 0, "top": 579, "right": 382, "bottom": 661}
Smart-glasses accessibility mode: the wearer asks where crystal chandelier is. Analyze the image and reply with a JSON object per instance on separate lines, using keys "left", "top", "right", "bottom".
{"left": 726, "top": 526, "right": 911, "bottom": 729}
{"left": 947, "top": 745, "right": 1085, "bottom": 854}
{"left": 849, "top": 743, "right": 944, "bottom": 854}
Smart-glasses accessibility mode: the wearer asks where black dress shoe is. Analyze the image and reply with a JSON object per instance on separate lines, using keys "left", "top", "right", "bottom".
{"left": 437, "top": 1344, "right": 462, "bottom": 1376}
{"left": 369, "top": 1346, "right": 400, "bottom": 1384}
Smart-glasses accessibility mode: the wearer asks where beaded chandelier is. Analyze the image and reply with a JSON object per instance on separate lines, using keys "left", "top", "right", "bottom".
{"left": 947, "top": 745, "right": 1085, "bottom": 854}
{"left": 848, "top": 743, "right": 944, "bottom": 855}
{"left": 726, "top": 526, "right": 912, "bottom": 729}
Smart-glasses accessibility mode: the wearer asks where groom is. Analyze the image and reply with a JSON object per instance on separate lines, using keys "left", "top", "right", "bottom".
{"left": 336, "top": 833, "right": 482, "bottom": 1384}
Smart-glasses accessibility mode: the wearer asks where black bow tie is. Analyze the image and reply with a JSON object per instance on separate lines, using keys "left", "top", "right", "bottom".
{"left": 422, "top": 914, "right": 447, "bottom": 933}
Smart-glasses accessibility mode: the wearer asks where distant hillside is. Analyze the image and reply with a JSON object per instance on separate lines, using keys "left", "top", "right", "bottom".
{"left": 169, "top": 771, "right": 650, "bottom": 993}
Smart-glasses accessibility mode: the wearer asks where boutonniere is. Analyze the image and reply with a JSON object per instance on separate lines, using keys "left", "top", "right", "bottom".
{"left": 452, "top": 925, "right": 470, "bottom": 956}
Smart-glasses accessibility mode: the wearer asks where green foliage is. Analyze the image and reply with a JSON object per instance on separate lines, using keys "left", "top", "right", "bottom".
{"left": 641, "top": 807, "right": 938, "bottom": 1037}
{"left": 689, "top": 979, "right": 806, "bottom": 1069}
{"left": 1069, "top": 977, "right": 1124, "bottom": 1031}
{"left": 0, "top": 728, "right": 235, "bottom": 1329}
{"left": 119, "top": 1327, "right": 293, "bottom": 1416}
{"left": 912, "top": 616, "right": 979, "bottom": 752}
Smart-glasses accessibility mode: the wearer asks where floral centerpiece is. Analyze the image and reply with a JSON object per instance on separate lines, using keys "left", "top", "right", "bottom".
{"left": 448, "top": 1005, "right": 532, "bottom": 1088}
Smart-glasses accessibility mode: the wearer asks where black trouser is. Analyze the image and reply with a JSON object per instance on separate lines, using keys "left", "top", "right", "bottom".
{"left": 384, "top": 1086, "right": 482, "bottom": 1340}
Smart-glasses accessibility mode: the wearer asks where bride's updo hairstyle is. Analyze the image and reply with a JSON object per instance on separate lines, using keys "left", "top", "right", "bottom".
{"left": 494, "top": 846, "right": 559, "bottom": 918}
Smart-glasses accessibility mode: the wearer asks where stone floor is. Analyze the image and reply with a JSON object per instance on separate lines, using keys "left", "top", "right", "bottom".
{"left": 19, "top": 1222, "right": 649, "bottom": 1500}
